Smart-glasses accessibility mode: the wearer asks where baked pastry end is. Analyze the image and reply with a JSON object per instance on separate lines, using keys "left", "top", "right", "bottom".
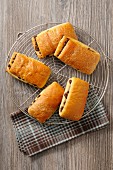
{"left": 59, "top": 77, "right": 89, "bottom": 121}
{"left": 54, "top": 36, "right": 100, "bottom": 75}
{"left": 32, "top": 36, "right": 44, "bottom": 58}
{"left": 6, "top": 52, "right": 51, "bottom": 88}
{"left": 28, "top": 82, "right": 64, "bottom": 123}
{"left": 32, "top": 22, "right": 77, "bottom": 58}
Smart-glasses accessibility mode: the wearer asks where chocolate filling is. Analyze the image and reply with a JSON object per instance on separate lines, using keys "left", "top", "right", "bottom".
{"left": 33, "top": 84, "right": 38, "bottom": 87}
{"left": 64, "top": 91, "right": 69, "bottom": 99}
{"left": 12, "top": 54, "right": 17, "bottom": 64}
{"left": 60, "top": 80, "right": 72, "bottom": 112}
{"left": 13, "top": 55, "right": 17, "bottom": 60}
{"left": 8, "top": 64, "right": 11, "bottom": 68}
{"left": 34, "top": 36, "right": 43, "bottom": 57}
{"left": 69, "top": 79, "right": 72, "bottom": 84}
{"left": 18, "top": 76, "right": 25, "bottom": 81}
{"left": 60, "top": 106, "right": 64, "bottom": 112}
{"left": 35, "top": 45, "right": 39, "bottom": 51}
{"left": 13, "top": 54, "right": 17, "bottom": 60}
{"left": 34, "top": 36, "right": 39, "bottom": 51}
{"left": 56, "top": 38, "right": 69, "bottom": 56}
{"left": 32, "top": 99, "right": 36, "bottom": 104}
{"left": 38, "top": 94, "right": 41, "bottom": 98}
{"left": 63, "top": 101, "right": 66, "bottom": 105}
{"left": 88, "top": 47, "right": 94, "bottom": 52}
{"left": 8, "top": 54, "right": 17, "bottom": 69}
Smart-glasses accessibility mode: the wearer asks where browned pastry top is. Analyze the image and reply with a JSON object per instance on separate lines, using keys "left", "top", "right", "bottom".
{"left": 28, "top": 82, "right": 64, "bottom": 123}
{"left": 54, "top": 36, "right": 100, "bottom": 75}
{"left": 6, "top": 52, "right": 51, "bottom": 88}
{"left": 32, "top": 22, "right": 78, "bottom": 58}
{"left": 59, "top": 77, "right": 89, "bottom": 121}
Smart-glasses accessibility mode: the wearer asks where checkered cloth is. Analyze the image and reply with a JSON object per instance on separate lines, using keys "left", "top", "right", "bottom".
{"left": 10, "top": 100, "right": 109, "bottom": 156}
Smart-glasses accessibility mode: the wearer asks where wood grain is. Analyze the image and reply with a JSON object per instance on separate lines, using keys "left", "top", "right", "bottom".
{"left": 0, "top": 0, "right": 113, "bottom": 169}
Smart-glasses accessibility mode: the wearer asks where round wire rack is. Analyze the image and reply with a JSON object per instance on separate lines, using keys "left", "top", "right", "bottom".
{"left": 6, "top": 23, "right": 109, "bottom": 124}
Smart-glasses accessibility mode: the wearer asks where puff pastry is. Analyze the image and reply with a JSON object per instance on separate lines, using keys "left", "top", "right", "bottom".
{"left": 6, "top": 52, "right": 51, "bottom": 88}
{"left": 28, "top": 82, "right": 64, "bottom": 123}
{"left": 32, "top": 22, "right": 77, "bottom": 58}
{"left": 59, "top": 77, "right": 89, "bottom": 121}
{"left": 54, "top": 36, "right": 100, "bottom": 75}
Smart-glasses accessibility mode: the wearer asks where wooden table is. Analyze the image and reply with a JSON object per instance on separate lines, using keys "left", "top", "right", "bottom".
{"left": 0, "top": 0, "right": 113, "bottom": 169}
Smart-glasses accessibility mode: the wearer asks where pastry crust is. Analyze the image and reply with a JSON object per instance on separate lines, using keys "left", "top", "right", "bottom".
{"left": 32, "top": 22, "right": 78, "bottom": 58}
{"left": 28, "top": 82, "right": 64, "bottom": 123}
{"left": 59, "top": 77, "right": 89, "bottom": 121}
{"left": 54, "top": 36, "right": 100, "bottom": 75}
{"left": 6, "top": 52, "right": 51, "bottom": 88}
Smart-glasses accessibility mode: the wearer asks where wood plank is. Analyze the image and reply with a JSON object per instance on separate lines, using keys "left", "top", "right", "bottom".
{"left": 0, "top": 0, "right": 113, "bottom": 169}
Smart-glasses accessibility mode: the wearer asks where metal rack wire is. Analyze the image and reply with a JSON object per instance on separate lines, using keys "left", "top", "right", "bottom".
{"left": 6, "top": 23, "right": 109, "bottom": 124}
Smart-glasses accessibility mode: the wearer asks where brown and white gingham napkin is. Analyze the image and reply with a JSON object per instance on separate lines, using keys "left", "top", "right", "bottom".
{"left": 10, "top": 100, "right": 109, "bottom": 156}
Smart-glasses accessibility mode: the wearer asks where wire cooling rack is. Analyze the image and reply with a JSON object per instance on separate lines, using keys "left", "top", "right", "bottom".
{"left": 6, "top": 23, "right": 109, "bottom": 124}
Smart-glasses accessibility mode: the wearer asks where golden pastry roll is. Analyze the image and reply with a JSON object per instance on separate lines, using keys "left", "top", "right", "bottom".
{"left": 6, "top": 52, "right": 51, "bottom": 88}
{"left": 59, "top": 77, "right": 89, "bottom": 121}
{"left": 28, "top": 82, "right": 64, "bottom": 123}
{"left": 32, "top": 22, "right": 77, "bottom": 58}
{"left": 54, "top": 36, "right": 100, "bottom": 75}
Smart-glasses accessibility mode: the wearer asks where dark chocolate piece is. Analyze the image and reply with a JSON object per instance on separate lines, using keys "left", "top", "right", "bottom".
{"left": 34, "top": 36, "right": 39, "bottom": 51}
{"left": 88, "top": 47, "right": 94, "bottom": 52}
{"left": 57, "top": 38, "right": 69, "bottom": 56}
{"left": 38, "top": 51, "right": 41, "bottom": 54}
{"left": 38, "top": 94, "right": 41, "bottom": 98}
{"left": 13, "top": 54, "right": 17, "bottom": 60}
{"left": 35, "top": 45, "right": 39, "bottom": 51}
{"left": 63, "top": 101, "right": 66, "bottom": 105}
{"left": 69, "top": 79, "right": 72, "bottom": 84}
{"left": 64, "top": 91, "right": 69, "bottom": 99}
{"left": 8, "top": 64, "right": 11, "bottom": 68}
{"left": 33, "top": 84, "right": 38, "bottom": 87}
{"left": 60, "top": 106, "right": 64, "bottom": 112}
